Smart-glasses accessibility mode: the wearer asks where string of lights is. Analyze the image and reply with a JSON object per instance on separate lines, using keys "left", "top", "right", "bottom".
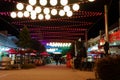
{"left": 10, "top": 0, "right": 95, "bottom": 20}
{"left": 29, "top": 26, "right": 87, "bottom": 29}
{"left": 0, "top": 10, "right": 102, "bottom": 18}
{"left": 38, "top": 39, "right": 75, "bottom": 42}
{"left": 10, "top": 19, "right": 94, "bottom": 24}
{"left": 11, "top": 22, "right": 93, "bottom": 27}
{"left": 30, "top": 31, "right": 85, "bottom": 34}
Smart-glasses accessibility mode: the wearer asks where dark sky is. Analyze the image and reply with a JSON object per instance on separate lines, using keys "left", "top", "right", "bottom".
{"left": 87, "top": 0, "right": 119, "bottom": 39}
{"left": 0, "top": 15, "right": 19, "bottom": 37}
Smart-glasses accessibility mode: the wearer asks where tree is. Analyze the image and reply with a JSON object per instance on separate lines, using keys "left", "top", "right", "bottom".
{"left": 16, "top": 26, "right": 46, "bottom": 65}
{"left": 30, "top": 39, "right": 46, "bottom": 53}
{"left": 17, "top": 26, "right": 31, "bottom": 48}
{"left": 17, "top": 26, "right": 46, "bottom": 52}
{"left": 16, "top": 26, "right": 32, "bottom": 64}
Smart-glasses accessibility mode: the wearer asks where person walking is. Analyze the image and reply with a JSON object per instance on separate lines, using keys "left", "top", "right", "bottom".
{"left": 54, "top": 55, "right": 59, "bottom": 65}
{"left": 59, "top": 57, "right": 62, "bottom": 65}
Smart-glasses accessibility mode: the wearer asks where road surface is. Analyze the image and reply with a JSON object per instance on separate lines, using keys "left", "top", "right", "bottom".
{"left": 0, "top": 64, "right": 95, "bottom": 80}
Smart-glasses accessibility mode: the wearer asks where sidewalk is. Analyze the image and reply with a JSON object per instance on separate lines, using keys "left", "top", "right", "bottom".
{"left": 38, "top": 64, "right": 96, "bottom": 80}
{"left": 0, "top": 64, "right": 96, "bottom": 80}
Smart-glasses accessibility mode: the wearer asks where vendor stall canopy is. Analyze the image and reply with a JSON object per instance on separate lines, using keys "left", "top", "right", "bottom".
{"left": 0, "top": 0, "right": 119, "bottom": 43}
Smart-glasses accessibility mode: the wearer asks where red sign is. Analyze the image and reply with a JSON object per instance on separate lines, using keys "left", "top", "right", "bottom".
{"left": 109, "top": 30, "right": 120, "bottom": 42}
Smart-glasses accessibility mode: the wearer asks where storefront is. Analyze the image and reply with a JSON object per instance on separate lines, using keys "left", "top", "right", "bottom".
{"left": 88, "top": 25, "right": 120, "bottom": 54}
{"left": 109, "top": 30, "right": 120, "bottom": 54}
{"left": 87, "top": 44, "right": 104, "bottom": 62}
{"left": 0, "top": 46, "right": 10, "bottom": 60}
{"left": 0, "top": 33, "right": 18, "bottom": 61}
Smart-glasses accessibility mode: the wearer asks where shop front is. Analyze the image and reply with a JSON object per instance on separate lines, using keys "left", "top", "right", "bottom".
{"left": 0, "top": 33, "right": 18, "bottom": 61}
{"left": 109, "top": 30, "right": 120, "bottom": 54}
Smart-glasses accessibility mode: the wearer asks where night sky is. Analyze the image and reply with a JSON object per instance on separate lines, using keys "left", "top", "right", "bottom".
{"left": 87, "top": 0, "right": 119, "bottom": 39}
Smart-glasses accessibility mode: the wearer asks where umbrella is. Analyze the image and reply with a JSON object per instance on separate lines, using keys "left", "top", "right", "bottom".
{"left": 40, "top": 52, "right": 50, "bottom": 56}
{"left": 6, "top": 48, "right": 18, "bottom": 54}
{"left": 17, "top": 50, "right": 26, "bottom": 54}
{"left": 32, "top": 50, "right": 37, "bottom": 53}
{"left": 30, "top": 53, "right": 36, "bottom": 56}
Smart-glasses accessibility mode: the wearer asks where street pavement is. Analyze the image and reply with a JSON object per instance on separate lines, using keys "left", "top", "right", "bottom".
{"left": 0, "top": 64, "right": 95, "bottom": 80}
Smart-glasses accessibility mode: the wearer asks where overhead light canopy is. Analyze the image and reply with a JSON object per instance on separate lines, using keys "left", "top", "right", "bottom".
{"left": 11, "top": 0, "right": 95, "bottom": 20}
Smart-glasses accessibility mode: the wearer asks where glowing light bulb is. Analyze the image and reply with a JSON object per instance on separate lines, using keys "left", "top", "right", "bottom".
{"left": 72, "top": 3, "right": 80, "bottom": 11}
{"left": 26, "top": 5, "right": 33, "bottom": 12}
{"left": 24, "top": 11, "right": 30, "bottom": 17}
{"left": 16, "top": 3, "right": 24, "bottom": 10}
{"left": 60, "top": 0, "right": 68, "bottom": 6}
{"left": 38, "top": 14, "right": 44, "bottom": 20}
{"left": 66, "top": 11, "right": 73, "bottom": 17}
{"left": 64, "top": 5, "right": 70, "bottom": 12}
{"left": 51, "top": 9, "right": 57, "bottom": 15}
{"left": 39, "top": 0, "right": 47, "bottom": 6}
{"left": 59, "top": 10, "right": 65, "bottom": 16}
{"left": 29, "top": 0, "right": 36, "bottom": 5}
{"left": 43, "top": 8, "right": 50, "bottom": 14}
{"left": 35, "top": 6, "right": 42, "bottom": 13}
{"left": 10, "top": 12, "right": 17, "bottom": 18}
{"left": 17, "top": 11, "right": 23, "bottom": 18}
{"left": 45, "top": 14, "right": 51, "bottom": 20}
{"left": 50, "top": 0, "right": 57, "bottom": 6}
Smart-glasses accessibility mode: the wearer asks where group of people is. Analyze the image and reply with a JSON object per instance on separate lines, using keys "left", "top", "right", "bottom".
{"left": 54, "top": 55, "right": 65, "bottom": 65}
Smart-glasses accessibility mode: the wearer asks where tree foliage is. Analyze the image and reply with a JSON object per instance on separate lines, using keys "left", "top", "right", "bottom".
{"left": 16, "top": 26, "right": 46, "bottom": 53}
{"left": 30, "top": 39, "right": 46, "bottom": 52}
{"left": 17, "top": 26, "right": 31, "bottom": 48}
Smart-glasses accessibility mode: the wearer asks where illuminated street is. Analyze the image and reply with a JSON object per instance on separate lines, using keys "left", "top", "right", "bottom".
{"left": 0, "top": 64, "right": 95, "bottom": 80}
{"left": 0, "top": 0, "right": 119, "bottom": 80}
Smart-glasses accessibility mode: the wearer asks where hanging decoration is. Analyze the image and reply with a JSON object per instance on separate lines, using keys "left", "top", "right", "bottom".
{"left": 10, "top": 0, "right": 95, "bottom": 20}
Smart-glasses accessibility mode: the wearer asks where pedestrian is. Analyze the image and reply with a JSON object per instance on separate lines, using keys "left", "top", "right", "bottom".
{"left": 54, "top": 55, "right": 59, "bottom": 65}
{"left": 59, "top": 57, "right": 62, "bottom": 65}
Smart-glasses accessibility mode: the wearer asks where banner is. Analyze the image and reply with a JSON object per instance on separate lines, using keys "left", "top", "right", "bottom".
{"left": 109, "top": 30, "right": 120, "bottom": 42}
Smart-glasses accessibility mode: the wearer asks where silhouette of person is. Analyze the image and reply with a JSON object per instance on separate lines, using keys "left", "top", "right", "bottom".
{"left": 54, "top": 55, "right": 59, "bottom": 65}
{"left": 59, "top": 57, "right": 62, "bottom": 65}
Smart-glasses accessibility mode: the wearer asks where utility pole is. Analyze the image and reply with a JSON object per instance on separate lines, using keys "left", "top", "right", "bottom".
{"left": 104, "top": 5, "right": 109, "bottom": 42}
{"left": 104, "top": 5, "right": 109, "bottom": 56}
